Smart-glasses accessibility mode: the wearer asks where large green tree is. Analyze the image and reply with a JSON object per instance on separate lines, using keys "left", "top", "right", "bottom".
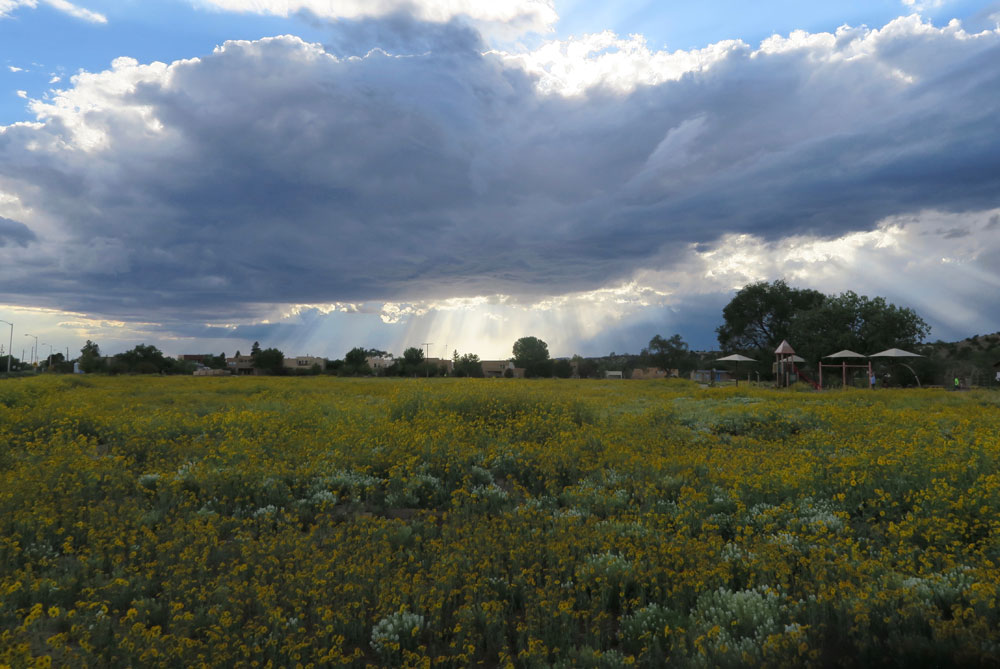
{"left": 512, "top": 336, "right": 552, "bottom": 378}
{"left": 788, "top": 291, "right": 930, "bottom": 362}
{"left": 716, "top": 280, "right": 825, "bottom": 352}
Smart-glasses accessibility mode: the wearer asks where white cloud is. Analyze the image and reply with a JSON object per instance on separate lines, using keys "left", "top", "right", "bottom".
{"left": 194, "top": 0, "right": 557, "bottom": 35}
{"left": 48, "top": 75, "right": 60, "bottom": 83}
{"left": 27, "top": 56, "right": 172, "bottom": 150}
{"left": 15, "top": 90, "right": 27, "bottom": 98}
{"left": 0, "top": 0, "right": 105, "bottom": 22}
{"left": 8, "top": 66, "right": 24, "bottom": 72}
{"left": 0, "top": 0, "right": 34, "bottom": 19}
{"left": 496, "top": 31, "right": 745, "bottom": 95}
{"left": 43, "top": 0, "right": 105, "bottom": 23}
{"left": 501, "top": 15, "right": 995, "bottom": 98}
{"left": 901, "top": 0, "right": 948, "bottom": 11}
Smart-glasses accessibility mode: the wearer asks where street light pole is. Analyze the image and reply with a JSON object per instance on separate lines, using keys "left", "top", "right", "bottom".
{"left": 0, "top": 319, "right": 11, "bottom": 373}
{"left": 41, "top": 342, "right": 54, "bottom": 371}
{"left": 24, "top": 333, "right": 38, "bottom": 368}
{"left": 421, "top": 342, "right": 433, "bottom": 378}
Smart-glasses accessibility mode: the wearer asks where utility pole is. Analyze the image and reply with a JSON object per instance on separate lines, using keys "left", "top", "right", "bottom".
{"left": 421, "top": 342, "right": 432, "bottom": 378}
{"left": 0, "top": 319, "right": 12, "bottom": 373}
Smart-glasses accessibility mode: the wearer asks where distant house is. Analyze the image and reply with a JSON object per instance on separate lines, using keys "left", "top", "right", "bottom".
{"left": 425, "top": 357, "right": 454, "bottom": 375}
{"left": 481, "top": 360, "right": 524, "bottom": 378}
{"left": 226, "top": 355, "right": 257, "bottom": 375}
{"left": 605, "top": 371, "right": 623, "bottom": 379}
{"left": 179, "top": 354, "right": 211, "bottom": 364}
{"left": 283, "top": 355, "right": 326, "bottom": 371}
{"left": 366, "top": 355, "right": 394, "bottom": 373}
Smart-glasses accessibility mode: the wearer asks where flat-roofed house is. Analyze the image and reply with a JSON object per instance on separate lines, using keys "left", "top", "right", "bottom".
{"left": 481, "top": 360, "right": 524, "bottom": 378}
{"left": 367, "top": 355, "right": 394, "bottom": 374}
{"left": 283, "top": 355, "right": 326, "bottom": 371}
{"left": 226, "top": 355, "right": 257, "bottom": 375}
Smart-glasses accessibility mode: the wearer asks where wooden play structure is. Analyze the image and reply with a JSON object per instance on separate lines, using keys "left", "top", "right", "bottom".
{"left": 820, "top": 350, "right": 872, "bottom": 389}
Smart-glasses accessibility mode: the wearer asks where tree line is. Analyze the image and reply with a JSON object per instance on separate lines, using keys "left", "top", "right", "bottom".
{"left": 8, "top": 279, "right": 990, "bottom": 385}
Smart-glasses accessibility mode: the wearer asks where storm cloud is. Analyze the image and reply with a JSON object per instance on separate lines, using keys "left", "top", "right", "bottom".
{"left": 0, "top": 216, "right": 36, "bottom": 247}
{"left": 1, "top": 15, "right": 999, "bottom": 326}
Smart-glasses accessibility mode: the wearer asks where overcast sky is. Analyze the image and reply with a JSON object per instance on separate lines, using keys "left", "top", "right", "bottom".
{"left": 2, "top": 0, "right": 999, "bottom": 361}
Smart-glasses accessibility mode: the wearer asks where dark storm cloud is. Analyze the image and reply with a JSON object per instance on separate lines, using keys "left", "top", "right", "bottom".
{"left": 1, "top": 16, "right": 999, "bottom": 321}
{"left": 0, "top": 216, "right": 36, "bottom": 247}
{"left": 315, "top": 14, "right": 487, "bottom": 58}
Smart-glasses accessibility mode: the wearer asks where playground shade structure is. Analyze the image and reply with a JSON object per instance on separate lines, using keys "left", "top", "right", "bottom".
{"left": 716, "top": 354, "right": 757, "bottom": 386}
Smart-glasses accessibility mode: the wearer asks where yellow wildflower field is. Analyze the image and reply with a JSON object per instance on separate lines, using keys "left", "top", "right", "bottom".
{"left": 1, "top": 376, "right": 999, "bottom": 667}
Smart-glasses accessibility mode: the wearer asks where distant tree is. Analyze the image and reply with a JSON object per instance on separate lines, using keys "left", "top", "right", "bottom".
{"left": 645, "top": 334, "right": 695, "bottom": 374}
{"left": 552, "top": 359, "right": 573, "bottom": 378}
{"left": 199, "top": 352, "right": 228, "bottom": 370}
{"left": 44, "top": 352, "right": 75, "bottom": 374}
{"left": 572, "top": 354, "right": 599, "bottom": 379}
{"left": 345, "top": 347, "right": 368, "bottom": 366}
{"left": 79, "top": 340, "right": 105, "bottom": 373}
{"left": 5, "top": 355, "right": 26, "bottom": 372}
{"left": 253, "top": 347, "right": 285, "bottom": 375}
{"left": 452, "top": 351, "right": 483, "bottom": 378}
{"left": 513, "top": 336, "right": 552, "bottom": 378}
{"left": 342, "top": 347, "right": 372, "bottom": 376}
{"left": 402, "top": 347, "right": 424, "bottom": 365}
{"left": 789, "top": 291, "right": 930, "bottom": 363}
{"left": 112, "top": 344, "right": 186, "bottom": 374}
{"left": 397, "top": 347, "right": 426, "bottom": 377}
{"left": 251, "top": 341, "right": 262, "bottom": 357}
{"left": 716, "top": 280, "right": 825, "bottom": 352}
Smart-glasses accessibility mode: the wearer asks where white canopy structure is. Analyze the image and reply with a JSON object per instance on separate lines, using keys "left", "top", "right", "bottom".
{"left": 824, "top": 349, "right": 867, "bottom": 359}
{"left": 716, "top": 354, "right": 757, "bottom": 362}
{"left": 869, "top": 348, "right": 924, "bottom": 387}
{"left": 716, "top": 354, "right": 757, "bottom": 386}
{"left": 869, "top": 348, "right": 924, "bottom": 358}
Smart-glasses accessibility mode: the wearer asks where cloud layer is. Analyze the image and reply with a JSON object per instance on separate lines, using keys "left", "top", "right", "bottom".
{"left": 1, "top": 15, "right": 999, "bottom": 343}
{"left": 194, "top": 0, "right": 558, "bottom": 37}
{"left": 0, "top": 0, "right": 106, "bottom": 22}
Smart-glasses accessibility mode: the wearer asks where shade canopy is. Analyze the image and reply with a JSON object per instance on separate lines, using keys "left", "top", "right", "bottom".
{"left": 869, "top": 348, "right": 923, "bottom": 358}
{"left": 825, "top": 349, "right": 866, "bottom": 359}
{"left": 716, "top": 354, "right": 757, "bottom": 362}
{"left": 790, "top": 355, "right": 806, "bottom": 363}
